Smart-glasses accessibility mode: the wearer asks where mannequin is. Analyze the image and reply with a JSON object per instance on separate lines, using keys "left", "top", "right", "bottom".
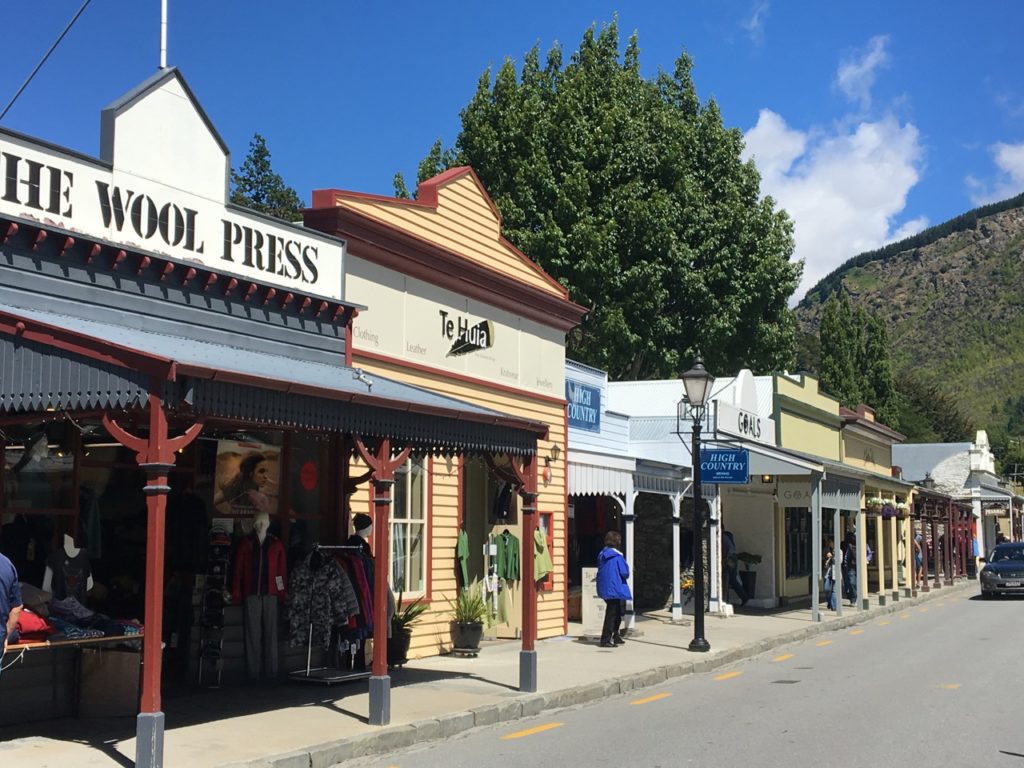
{"left": 231, "top": 511, "right": 286, "bottom": 680}
{"left": 43, "top": 533, "right": 94, "bottom": 605}
{"left": 346, "top": 513, "right": 373, "bottom": 556}
{"left": 343, "top": 513, "right": 394, "bottom": 671}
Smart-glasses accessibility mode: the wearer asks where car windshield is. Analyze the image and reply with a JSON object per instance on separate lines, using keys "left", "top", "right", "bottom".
{"left": 989, "top": 546, "right": 1024, "bottom": 563}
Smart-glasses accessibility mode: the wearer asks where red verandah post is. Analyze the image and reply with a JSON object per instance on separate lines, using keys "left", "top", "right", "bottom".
{"left": 518, "top": 454, "right": 538, "bottom": 692}
{"left": 353, "top": 436, "right": 410, "bottom": 727}
{"left": 104, "top": 388, "right": 202, "bottom": 768}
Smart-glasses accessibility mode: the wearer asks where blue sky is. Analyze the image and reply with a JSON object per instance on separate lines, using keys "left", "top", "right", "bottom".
{"left": 2, "top": 1, "right": 1022, "bottom": 300}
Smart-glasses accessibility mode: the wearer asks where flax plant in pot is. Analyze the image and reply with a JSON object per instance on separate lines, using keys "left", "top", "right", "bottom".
{"left": 388, "top": 589, "right": 428, "bottom": 666}
{"left": 449, "top": 585, "right": 488, "bottom": 651}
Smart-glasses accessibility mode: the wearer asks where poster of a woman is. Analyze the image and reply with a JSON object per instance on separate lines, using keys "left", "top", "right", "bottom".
{"left": 213, "top": 441, "right": 280, "bottom": 518}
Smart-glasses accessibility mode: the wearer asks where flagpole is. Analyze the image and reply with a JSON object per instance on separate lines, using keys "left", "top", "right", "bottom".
{"left": 160, "top": 0, "right": 168, "bottom": 69}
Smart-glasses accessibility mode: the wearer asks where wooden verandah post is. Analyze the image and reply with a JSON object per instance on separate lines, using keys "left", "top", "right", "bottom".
{"left": 104, "top": 386, "right": 202, "bottom": 768}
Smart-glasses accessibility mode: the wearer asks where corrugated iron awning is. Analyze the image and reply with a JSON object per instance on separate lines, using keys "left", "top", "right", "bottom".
{"left": 0, "top": 306, "right": 543, "bottom": 455}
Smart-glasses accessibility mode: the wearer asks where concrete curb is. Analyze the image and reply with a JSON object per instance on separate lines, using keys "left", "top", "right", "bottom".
{"left": 226, "top": 580, "right": 974, "bottom": 768}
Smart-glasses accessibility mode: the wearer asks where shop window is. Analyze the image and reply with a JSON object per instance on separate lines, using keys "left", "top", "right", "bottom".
{"left": 3, "top": 423, "right": 76, "bottom": 513}
{"left": 285, "top": 433, "right": 328, "bottom": 567}
{"left": 784, "top": 506, "right": 811, "bottom": 578}
{"left": 391, "top": 457, "right": 428, "bottom": 596}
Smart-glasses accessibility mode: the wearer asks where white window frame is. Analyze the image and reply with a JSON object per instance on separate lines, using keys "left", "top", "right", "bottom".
{"left": 390, "top": 457, "right": 429, "bottom": 597}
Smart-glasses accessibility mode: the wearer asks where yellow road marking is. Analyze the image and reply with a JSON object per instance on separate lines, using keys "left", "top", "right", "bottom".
{"left": 935, "top": 683, "right": 961, "bottom": 690}
{"left": 501, "top": 722, "right": 563, "bottom": 740}
{"left": 849, "top": 629, "right": 864, "bottom": 635}
{"left": 816, "top": 639, "right": 833, "bottom": 647}
{"left": 879, "top": 620, "right": 890, "bottom": 626}
{"left": 919, "top": 607, "right": 929, "bottom": 612}
{"left": 631, "top": 692, "right": 672, "bottom": 705}
{"left": 773, "top": 653, "right": 794, "bottom": 662}
{"left": 714, "top": 671, "right": 743, "bottom": 681}
{"left": 900, "top": 613, "right": 910, "bottom": 619}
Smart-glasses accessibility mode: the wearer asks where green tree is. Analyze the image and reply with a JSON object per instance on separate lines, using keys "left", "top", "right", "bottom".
{"left": 895, "top": 372, "right": 973, "bottom": 442}
{"left": 230, "top": 133, "right": 303, "bottom": 221}
{"left": 402, "top": 20, "right": 801, "bottom": 379}
{"left": 818, "top": 292, "right": 861, "bottom": 406}
{"left": 818, "top": 292, "right": 901, "bottom": 429}
{"left": 862, "top": 313, "right": 900, "bottom": 428}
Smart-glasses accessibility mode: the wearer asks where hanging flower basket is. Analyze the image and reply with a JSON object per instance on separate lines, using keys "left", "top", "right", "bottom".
{"left": 881, "top": 503, "right": 898, "bottom": 519}
{"left": 866, "top": 497, "right": 883, "bottom": 512}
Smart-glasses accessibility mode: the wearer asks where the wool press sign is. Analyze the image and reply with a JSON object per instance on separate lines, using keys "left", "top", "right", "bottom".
{"left": 699, "top": 448, "right": 749, "bottom": 484}
{"left": 440, "top": 310, "right": 494, "bottom": 356}
{"left": 565, "top": 379, "right": 601, "bottom": 433}
{"left": 0, "top": 72, "right": 344, "bottom": 300}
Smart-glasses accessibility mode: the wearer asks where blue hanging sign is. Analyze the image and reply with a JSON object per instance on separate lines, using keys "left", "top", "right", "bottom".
{"left": 566, "top": 379, "right": 601, "bottom": 433}
{"left": 699, "top": 448, "right": 749, "bottom": 484}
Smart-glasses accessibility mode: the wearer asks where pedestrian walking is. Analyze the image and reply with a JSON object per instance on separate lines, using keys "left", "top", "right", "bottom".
{"left": 842, "top": 533, "right": 857, "bottom": 606}
{"left": 823, "top": 537, "right": 837, "bottom": 610}
{"left": 723, "top": 530, "right": 750, "bottom": 606}
{"left": 1, "top": 550, "right": 23, "bottom": 679}
{"left": 596, "top": 531, "right": 631, "bottom": 648}
{"left": 913, "top": 533, "right": 924, "bottom": 584}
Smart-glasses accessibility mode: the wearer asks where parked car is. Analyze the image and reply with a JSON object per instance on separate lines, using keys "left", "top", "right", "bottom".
{"left": 979, "top": 543, "right": 1024, "bottom": 598}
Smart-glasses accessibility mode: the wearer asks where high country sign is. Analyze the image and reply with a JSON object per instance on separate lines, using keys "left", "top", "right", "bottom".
{"left": 566, "top": 379, "right": 601, "bottom": 432}
{"left": 699, "top": 448, "right": 749, "bottom": 484}
{"left": 0, "top": 124, "right": 343, "bottom": 300}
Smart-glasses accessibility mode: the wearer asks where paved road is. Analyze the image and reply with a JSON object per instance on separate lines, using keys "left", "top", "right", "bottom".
{"left": 343, "top": 586, "right": 1023, "bottom": 767}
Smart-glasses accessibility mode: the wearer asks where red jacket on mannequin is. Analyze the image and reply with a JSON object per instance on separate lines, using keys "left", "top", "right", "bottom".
{"left": 231, "top": 533, "right": 287, "bottom": 603}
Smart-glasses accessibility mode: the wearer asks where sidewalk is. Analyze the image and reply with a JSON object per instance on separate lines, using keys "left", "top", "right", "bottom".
{"left": 0, "top": 581, "right": 974, "bottom": 768}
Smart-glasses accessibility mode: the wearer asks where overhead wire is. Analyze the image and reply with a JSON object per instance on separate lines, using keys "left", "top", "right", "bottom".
{"left": 0, "top": 0, "right": 93, "bottom": 122}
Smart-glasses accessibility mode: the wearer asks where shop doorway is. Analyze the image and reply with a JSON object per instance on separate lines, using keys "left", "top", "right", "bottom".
{"left": 461, "top": 458, "right": 522, "bottom": 639}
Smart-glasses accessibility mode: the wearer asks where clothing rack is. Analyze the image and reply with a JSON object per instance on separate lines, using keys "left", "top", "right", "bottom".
{"left": 288, "top": 543, "right": 371, "bottom": 685}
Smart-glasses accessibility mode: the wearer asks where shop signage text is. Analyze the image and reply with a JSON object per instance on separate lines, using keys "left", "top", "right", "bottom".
{"left": 699, "top": 448, "right": 749, "bottom": 484}
{"left": 778, "top": 483, "right": 812, "bottom": 505}
{"left": 0, "top": 133, "right": 342, "bottom": 299}
{"left": 566, "top": 379, "right": 601, "bottom": 433}
{"left": 716, "top": 402, "right": 773, "bottom": 445}
{"left": 440, "top": 310, "right": 494, "bottom": 356}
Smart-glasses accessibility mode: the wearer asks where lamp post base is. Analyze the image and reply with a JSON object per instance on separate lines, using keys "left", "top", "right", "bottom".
{"left": 688, "top": 637, "right": 711, "bottom": 653}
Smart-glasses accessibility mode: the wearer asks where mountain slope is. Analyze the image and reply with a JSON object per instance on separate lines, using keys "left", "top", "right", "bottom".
{"left": 793, "top": 199, "right": 1024, "bottom": 439}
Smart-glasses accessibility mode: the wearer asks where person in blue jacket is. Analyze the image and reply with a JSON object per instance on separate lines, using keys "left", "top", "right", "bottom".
{"left": 596, "top": 530, "right": 631, "bottom": 648}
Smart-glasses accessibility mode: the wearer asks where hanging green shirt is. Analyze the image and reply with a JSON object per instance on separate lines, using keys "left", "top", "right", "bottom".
{"left": 456, "top": 528, "right": 470, "bottom": 588}
{"left": 534, "top": 528, "right": 554, "bottom": 581}
{"left": 496, "top": 531, "right": 520, "bottom": 581}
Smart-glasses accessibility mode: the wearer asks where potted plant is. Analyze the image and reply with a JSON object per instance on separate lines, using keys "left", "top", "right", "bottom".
{"left": 388, "top": 589, "right": 428, "bottom": 666}
{"left": 735, "top": 552, "right": 762, "bottom": 599}
{"left": 449, "top": 586, "right": 488, "bottom": 651}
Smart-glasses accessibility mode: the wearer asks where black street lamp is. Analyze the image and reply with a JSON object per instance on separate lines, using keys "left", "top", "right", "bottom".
{"left": 678, "top": 354, "right": 715, "bottom": 653}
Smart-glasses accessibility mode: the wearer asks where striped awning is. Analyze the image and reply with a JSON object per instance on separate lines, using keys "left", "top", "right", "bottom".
{"left": 568, "top": 450, "right": 635, "bottom": 497}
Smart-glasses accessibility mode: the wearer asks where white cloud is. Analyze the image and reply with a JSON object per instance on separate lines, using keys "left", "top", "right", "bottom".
{"left": 835, "top": 35, "right": 890, "bottom": 109}
{"left": 743, "top": 109, "right": 923, "bottom": 302}
{"left": 742, "top": 1, "right": 770, "bottom": 45}
{"left": 966, "top": 141, "right": 1024, "bottom": 205}
{"left": 889, "top": 216, "right": 929, "bottom": 243}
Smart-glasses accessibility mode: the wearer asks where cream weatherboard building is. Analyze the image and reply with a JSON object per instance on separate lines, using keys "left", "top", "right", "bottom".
{"left": 306, "top": 169, "right": 585, "bottom": 656}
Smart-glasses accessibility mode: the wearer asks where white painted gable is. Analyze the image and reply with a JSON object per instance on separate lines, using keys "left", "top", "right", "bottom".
{"left": 100, "top": 69, "right": 229, "bottom": 204}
